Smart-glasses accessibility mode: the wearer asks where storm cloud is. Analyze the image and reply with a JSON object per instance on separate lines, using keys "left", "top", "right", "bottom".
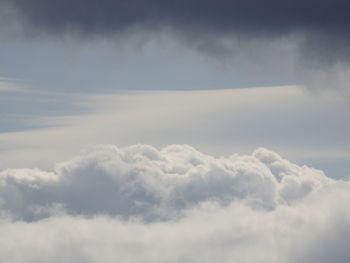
{"left": 2, "top": 0, "right": 350, "bottom": 38}
{"left": 2, "top": 0, "right": 350, "bottom": 92}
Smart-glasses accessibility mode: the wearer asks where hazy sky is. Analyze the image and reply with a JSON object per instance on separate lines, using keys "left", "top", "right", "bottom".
{"left": 0, "top": 1, "right": 350, "bottom": 262}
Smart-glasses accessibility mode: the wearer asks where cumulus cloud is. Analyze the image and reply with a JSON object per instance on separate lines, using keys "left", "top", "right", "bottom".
{"left": 0, "top": 143, "right": 349, "bottom": 263}
{"left": 0, "top": 144, "right": 334, "bottom": 221}
{"left": 0, "top": 144, "right": 350, "bottom": 262}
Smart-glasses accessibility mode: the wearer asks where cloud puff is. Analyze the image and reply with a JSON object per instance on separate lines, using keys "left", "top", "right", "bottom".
{"left": 0, "top": 144, "right": 350, "bottom": 262}
{"left": 0, "top": 144, "right": 335, "bottom": 221}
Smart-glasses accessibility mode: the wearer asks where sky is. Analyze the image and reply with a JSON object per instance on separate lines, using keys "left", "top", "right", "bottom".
{"left": 0, "top": 1, "right": 350, "bottom": 262}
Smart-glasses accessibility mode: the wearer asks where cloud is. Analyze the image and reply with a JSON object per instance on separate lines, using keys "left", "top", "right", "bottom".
{"left": 1, "top": 0, "right": 350, "bottom": 62}
{"left": 1, "top": 86, "right": 349, "bottom": 173}
{"left": 2, "top": 198, "right": 350, "bottom": 263}
{"left": 0, "top": 78, "right": 24, "bottom": 93}
{"left": 1, "top": 0, "right": 349, "bottom": 39}
{"left": 0, "top": 144, "right": 335, "bottom": 221}
{"left": 2, "top": 1, "right": 350, "bottom": 92}
{"left": 0, "top": 144, "right": 350, "bottom": 262}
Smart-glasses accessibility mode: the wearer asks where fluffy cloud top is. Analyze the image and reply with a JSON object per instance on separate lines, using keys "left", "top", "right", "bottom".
{"left": 0, "top": 144, "right": 349, "bottom": 262}
{"left": 0, "top": 144, "right": 333, "bottom": 221}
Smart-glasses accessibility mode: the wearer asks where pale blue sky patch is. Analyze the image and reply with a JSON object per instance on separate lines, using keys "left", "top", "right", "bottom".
{"left": 0, "top": 83, "right": 89, "bottom": 132}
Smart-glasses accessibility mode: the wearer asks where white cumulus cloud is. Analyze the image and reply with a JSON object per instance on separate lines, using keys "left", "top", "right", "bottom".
{"left": 0, "top": 144, "right": 349, "bottom": 262}
{"left": 0, "top": 144, "right": 333, "bottom": 221}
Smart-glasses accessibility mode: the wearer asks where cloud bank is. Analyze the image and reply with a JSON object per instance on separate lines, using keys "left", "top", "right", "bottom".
{"left": 2, "top": 0, "right": 349, "bottom": 40}
{"left": 0, "top": 0, "right": 348, "bottom": 64}
{"left": 1, "top": 0, "right": 349, "bottom": 58}
{"left": 2, "top": 0, "right": 350, "bottom": 92}
{"left": 1, "top": 144, "right": 350, "bottom": 262}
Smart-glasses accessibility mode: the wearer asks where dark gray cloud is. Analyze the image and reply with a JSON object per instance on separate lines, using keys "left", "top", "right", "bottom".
{"left": 2, "top": 0, "right": 350, "bottom": 92}
{"left": 2, "top": 0, "right": 350, "bottom": 38}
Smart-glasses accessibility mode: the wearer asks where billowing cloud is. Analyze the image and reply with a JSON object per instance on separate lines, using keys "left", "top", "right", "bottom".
{"left": 0, "top": 144, "right": 334, "bottom": 221}
{"left": 0, "top": 144, "right": 350, "bottom": 262}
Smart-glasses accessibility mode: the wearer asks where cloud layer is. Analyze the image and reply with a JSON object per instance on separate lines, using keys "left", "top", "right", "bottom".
{"left": 2, "top": 1, "right": 350, "bottom": 93}
{"left": 2, "top": 0, "right": 350, "bottom": 63}
{"left": 0, "top": 144, "right": 350, "bottom": 262}
{"left": 2, "top": 0, "right": 350, "bottom": 38}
